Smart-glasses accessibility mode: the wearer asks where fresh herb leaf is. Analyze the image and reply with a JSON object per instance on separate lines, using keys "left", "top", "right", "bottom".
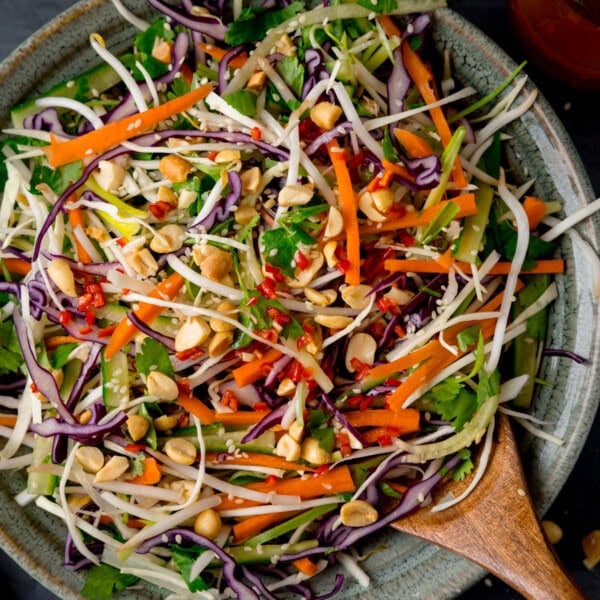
{"left": 430, "top": 378, "right": 478, "bottom": 432}
{"left": 135, "top": 337, "right": 174, "bottom": 379}
{"left": 139, "top": 403, "right": 157, "bottom": 450}
{"left": 170, "top": 546, "right": 212, "bottom": 592}
{"left": 237, "top": 213, "right": 260, "bottom": 243}
{"left": 129, "top": 453, "right": 146, "bottom": 478}
{"left": 452, "top": 448, "right": 474, "bottom": 481}
{"left": 122, "top": 18, "right": 175, "bottom": 79}
{"left": 30, "top": 162, "right": 83, "bottom": 196}
{"left": 224, "top": 89, "right": 258, "bottom": 117}
{"left": 477, "top": 367, "right": 500, "bottom": 408}
{"left": 81, "top": 564, "right": 139, "bottom": 600}
{"left": 456, "top": 325, "right": 481, "bottom": 353}
{"left": 312, "top": 425, "right": 335, "bottom": 452}
{"left": 225, "top": 2, "right": 304, "bottom": 45}
{"left": 277, "top": 56, "right": 305, "bottom": 98}
{"left": 0, "top": 321, "right": 23, "bottom": 376}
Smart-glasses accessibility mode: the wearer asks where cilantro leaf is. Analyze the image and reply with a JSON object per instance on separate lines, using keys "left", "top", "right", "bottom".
{"left": 129, "top": 453, "right": 146, "bottom": 478}
{"left": 276, "top": 56, "right": 305, "bottom": 98}
{"left": 81, "top": 564, "right": 139, "bottom": 600}
{"left": 456, "top": 325, "right": 481, "bottom": 353}
{"left": 432, "top": 382, "right": 478, "bottom": 433}
{"left": 170, "top": 546, "right": 212, "bottom": 592}
{"left": 476, "top": 367, "right": 500, "bottom": 408}
{"left": 135, "top": 337, "right": 174, "bottom": 379}
{"left": 225, "top": 2, "right": 304, "bottom": 45}
{"left": 452, "top": 448, "right": 474, "bottom": 482}
{"left": 0, "top": 321, "right": 23, "bottom": 376}
{"left": 30, "top": 161, "right": 83, "bottom": 196}
{"left": 224, "top": 89, "right": 258, "bottom": 117}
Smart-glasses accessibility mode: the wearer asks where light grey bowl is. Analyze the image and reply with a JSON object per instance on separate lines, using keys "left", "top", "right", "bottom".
{"left": 0, "top": 2, "right": 598, "bottom": 599}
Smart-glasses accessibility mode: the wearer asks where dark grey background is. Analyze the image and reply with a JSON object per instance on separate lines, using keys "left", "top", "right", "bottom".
{"left": 0, "top": 1, "right": 598, "bottom": 598}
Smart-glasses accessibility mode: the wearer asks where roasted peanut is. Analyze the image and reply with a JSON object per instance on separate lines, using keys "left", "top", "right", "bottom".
{"left": 152, "top": 40, "right": 173, "bottom": 64}
{"left": 208, "top": 331, "right": 234, "bottom": 358}
{"left": 199, "top": 249, "right": 233, "bottom": 281}
{"left": 234, "top": 204, "right": 258, "bottom": 225}
{"left": 214, "top": 150, "right": 241, "bottom": 164}
{"left": 175, "top": 316, "right": 212, "bottom": 352}
{"left": 340, "top": 500, "right": 379, "bottom": 527}
{"left": 310, "top": 101, "right": 343, "bottom": 131}
{"left": 276, "top": 378, "right": 296, "bottom": 397}
{"left": 274, "top": 433, "right": 302, "bottom": 462}
{"left": 300, "top": 437, "right": 331, "bottom": 466}
{"left": 127, "top": 414, "right": 149, "bottom": 442}
{"left": 288, "top": 420, "right": 304, "bottom": 443}
{"left": 240, "top": 167, "right": 262, "bottom": 194}
{"left": 194, "top": 508, "right": 222, "bottom": 540}
{"left": 323, "top": 205, "right": 344, "bottom": 239}
{"left": 341, "top": 284, "right": 372, "bottom": 310}
{"left": 323, "top": 241, "right": 338, "bottom": 269}
{"left": 147, "top": 371, "right": 179, "bottom": 402}
{"left": 149, "top": 224, "right": 186, "bottom": 254}
{"left": 278, "top": 184, "right": 314, "bottom": 207}
{"left": 47, "top": 258, "right": 77, "bottom": 297}
{"left": 153, "top": 414, "right": 180, "bottom": 432}
{"left": 93, "top": 160, "right": 126, "bottom": 192}
{"left": 94, "top": 455, "right": 129, "bottom": 483}
{"left": 345, "top": 333, "right": 377, "bottom": 372}
{"left": 358, "top": 190, "right": 387, "bottom": 222}
{"left": 125, "top": 248, "right": 159, "bottom": 277}
{"left": 541, "top": 520, "right": 563, "bottom": 545}
{"left": 159, "top": 155, "right": 193, "bottom": 183}
{"left": 304, "top": 287, "right": 337, "bottom": 307}
{"left": 247, "top": 70, "right": 267, "bottom": 90}
{"left": 287, "top": 253, "right": 324, "bottom": 289}
{"left": 75, "top": 446, "right": 105, "bottom": 474}
{"left": 209, "top": 300, "right": 237, "bottom": 332}
{"left": 164, "top": 438, "right": 197, "bottom": 465}
{"left": 314, "top": 314, "right": 353, "bottom": 330}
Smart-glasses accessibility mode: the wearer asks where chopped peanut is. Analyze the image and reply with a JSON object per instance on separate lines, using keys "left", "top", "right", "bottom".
{"left": 47, "top": 258, "right": 77, "bottom": 297}
{"left": 94, "top": 455, "right": 129, "bottom": 483}
{"left": 159, "top": 155, "right": 193, "bottom": 183}
{"left": 175, "top": 316, "right": 212, "bottom": 352}
{"left": 310, "top": 101, "right": 343, "bottom": 131}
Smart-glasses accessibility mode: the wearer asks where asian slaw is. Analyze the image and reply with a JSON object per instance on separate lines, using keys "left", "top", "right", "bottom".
{"left": 0, "top": 0, "right": 599, "bottom": 598}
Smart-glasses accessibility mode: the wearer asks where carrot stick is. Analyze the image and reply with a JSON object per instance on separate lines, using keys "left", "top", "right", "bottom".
{"left": 294, "top": 557, "right": 320, "bottom": 577}
{"left": 67, "top": 206, "right": 93, "bottom": 264}
{"left": 345, "top": 408, "right": 420, "bottom": 433}
{"left": 394, "top": 128, "right": 435, "bottom": 158}
{"left": 359, "top": 193, "right": 477, "bottom": 235}
{"left": 213, "top": 410, "right": 271, "bottom": 427}
{"left": 327, "top": 140, "right": 361, "bottom": 285}
{"left": 205, "top": 452, "right": 314, "bottom": 472}
{"left": 2, "top": 258, "right": 31, "bottom": 276}
{"left": 386, "top": 319, "right": 497, "bottom": 412}
{"left": 177, "top": 394, "right": 215, "bottom": 424}
{"left": 196, "top": 42, "right": 248, "bottom": 69}
{"left": 384, "top": 258, "right": 565, "bottom": 275}
{"left": 45, "top": 335, "right": 81, "bottom": 350}
{"left": 125, "top": 457, "right": 161, "bottom": 485}
{"left": 44, "top": 84, "right": 213, "bottom": 167}
{"left": 522, "top": 196, "right": 548, "bottom": 230}
{"left": 232, "top": 347, "right": 284, "bottom": 388}
{"left": 401, "top": 41, "right": 467, "bottom": 189}
{"left": 232, "top": 511, "right": 296, "bottom": 544}
{"left": 0, "top": 415, "right": 17, "bottom": 427}
{"left": 377, "top": 15, "right": 402, "bottom": 38}
{"left": 104, "top": 272, "right": 185, "bottom": 359}
{"left": 216, "top": 465, "right": 356, "bottom": 511}
{"left": 360, "top": 426, "right": 401, "bottom": 445}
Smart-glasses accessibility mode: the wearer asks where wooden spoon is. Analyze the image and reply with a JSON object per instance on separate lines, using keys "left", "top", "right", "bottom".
{"left": 391, "top": 412, "right": 586, "bottom": 599}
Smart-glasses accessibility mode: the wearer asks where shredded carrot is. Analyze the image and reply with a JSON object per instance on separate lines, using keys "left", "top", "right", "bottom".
{"left": 360, "top": 426, "right": 400, "bottom": 445}
{"left": 104, "top": 272, "right": 185, "bottom": 359}
{"left": 67, "top": 206, "right": 93, "bottom": 264}
{"left": 327, "top": 140, "right": 361, "bottom": 285}
{"left": 385, "top": 481, "right": 409, "bottom": 495}
{"left": 2, "top": 258, "right": 31, "bottom": 276}
{"left": 232, "top": 511, "right": 296, "bottom": 544}
{"left": 216, "top": 465, "right": 356, "bottom": 511}
{"left": 43, "top": 84, "right": 213, "bottom": 167}
{"left": 386, "top": 319, "right": 498, "bottom": 412}
{"left": 232, "top": 347, "right": 284, "bottom": 388}
{"left": 205, "top": 452, "right": 314, "bottom": 473}
{"left": 359, "top": 193, "right": 477, "bottom": 236}
{"left": 45, "top": 335, "right": 80, "bottom": 350}
{"left": 125, "top": 457, "right": 161, "bottom": 485}
{"left": 0, "top": 415, "right": 17, "bottom": 427}
{"left": 384, "top": 258, "right": 565, "bottom": 275}
{"left": 345, "top": 408, "right": 420, "bottom": 433}
{"left": 436, "top": 247, "right": 455, "bottom": 270}
{"left": 377, "top": 15, "right": 402, "bottom": 38}
{"left": 196, "top": 42, "right": 248, "bottom": 69}
{"left": 394, "top": 128, "right": 435, "bottom": 158}
{"left": 293, "top": 557, "right": 320, "bottom": 577}
{"left": 177, "top": 394, "right": 215, "bottom": 424}
{"left": 401, "top": 41, "right": 467, "bottom": 189}
{"left": 213, "top": 410, "right": 271, "bottom": 427}
{"left": 523, "top": 195, "right": 548, "bottom": 230}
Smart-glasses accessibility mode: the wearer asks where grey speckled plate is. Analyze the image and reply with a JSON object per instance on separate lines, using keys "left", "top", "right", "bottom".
{"left": 0, "top": 2, "right": 598, "bottom": 599}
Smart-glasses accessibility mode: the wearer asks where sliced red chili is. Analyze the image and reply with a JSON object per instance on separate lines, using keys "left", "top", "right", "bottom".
{"left": 257, "top": 278, "right": 277, "bottom": 299}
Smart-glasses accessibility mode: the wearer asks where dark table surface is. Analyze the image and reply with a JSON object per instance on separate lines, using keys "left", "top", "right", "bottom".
{"left": 0, "top": 1, "right": 598, "bottom": 598}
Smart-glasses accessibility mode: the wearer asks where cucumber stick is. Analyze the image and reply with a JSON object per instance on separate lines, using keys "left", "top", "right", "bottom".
{"left": 101, "top": 349, "right": 130, "bottom": 409}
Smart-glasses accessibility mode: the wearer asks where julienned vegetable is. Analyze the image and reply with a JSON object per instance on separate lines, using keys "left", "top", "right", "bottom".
{"left": 0, "top": 0, "right": 596, "bottom": 598}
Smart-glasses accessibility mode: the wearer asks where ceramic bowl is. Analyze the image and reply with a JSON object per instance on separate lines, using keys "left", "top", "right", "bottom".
{"left": 0, "top": 2, "right": 598, "bottom": 599}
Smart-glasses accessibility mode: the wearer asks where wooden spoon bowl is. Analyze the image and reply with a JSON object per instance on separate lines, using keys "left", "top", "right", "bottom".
{"left": 391, "top": 413, "right": 586, "bottom": 599}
